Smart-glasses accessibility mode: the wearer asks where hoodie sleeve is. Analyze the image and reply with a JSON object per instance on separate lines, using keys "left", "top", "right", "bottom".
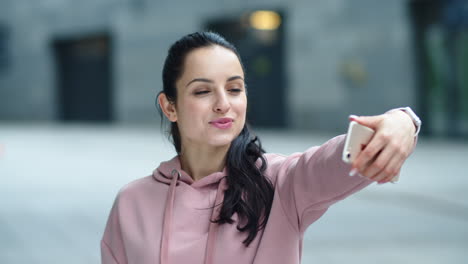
{"left": 271, "top": 134, "right": 374, "bottom": 234}
{"left": 101, "top": 193, "right": 127, "bottom": 264}
{"left": 101, "top": 239, "right": 121, "bottom": 264}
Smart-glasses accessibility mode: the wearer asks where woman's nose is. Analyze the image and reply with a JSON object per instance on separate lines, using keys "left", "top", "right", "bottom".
{"left": 213, "top": 92, "right": 230, "bottom": 114}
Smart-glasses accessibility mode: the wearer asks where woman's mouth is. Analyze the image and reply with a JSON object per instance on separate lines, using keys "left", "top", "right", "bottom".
{"left": 209, "top": 118, "right": 233, "bottom": 129}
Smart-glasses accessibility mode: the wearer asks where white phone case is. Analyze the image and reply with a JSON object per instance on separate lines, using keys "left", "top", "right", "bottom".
{"left": 342, "top": 121, "right": 375, "bottom": 164}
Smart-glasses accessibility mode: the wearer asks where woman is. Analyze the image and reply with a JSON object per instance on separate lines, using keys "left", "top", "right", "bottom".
{"left": 101, "top": 32, "right": 420, "bottom": 264}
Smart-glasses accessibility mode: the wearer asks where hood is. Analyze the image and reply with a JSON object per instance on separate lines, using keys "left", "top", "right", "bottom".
{"left": 153, "top": 155, "right": 228, "bottom": 188}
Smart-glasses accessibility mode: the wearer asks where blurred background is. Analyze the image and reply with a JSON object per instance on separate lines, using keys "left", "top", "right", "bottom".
{"left": 1, "top": 0, "right": 467, "bottom": 263}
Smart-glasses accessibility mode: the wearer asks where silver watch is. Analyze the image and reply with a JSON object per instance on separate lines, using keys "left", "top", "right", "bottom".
{"left": 397, "top": 107, "right": 421, "bottom": 136}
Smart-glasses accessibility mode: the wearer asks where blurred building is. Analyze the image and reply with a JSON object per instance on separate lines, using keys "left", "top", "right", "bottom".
{"left": 0, "top": 0, "right": 466, "bottom": 136}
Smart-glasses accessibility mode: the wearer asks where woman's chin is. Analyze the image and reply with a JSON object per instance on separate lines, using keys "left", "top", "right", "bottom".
{"left": 207, "top": 135, "right": 237, "bottom": 148}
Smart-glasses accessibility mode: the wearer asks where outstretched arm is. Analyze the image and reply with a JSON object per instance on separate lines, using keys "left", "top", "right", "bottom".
{"left": 272, "top": 108, "right": 420, "bottom": 232}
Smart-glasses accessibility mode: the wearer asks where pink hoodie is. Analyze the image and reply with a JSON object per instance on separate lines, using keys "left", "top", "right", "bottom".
{"left": 101, "top": 135, "right": 375, "bottom": 264}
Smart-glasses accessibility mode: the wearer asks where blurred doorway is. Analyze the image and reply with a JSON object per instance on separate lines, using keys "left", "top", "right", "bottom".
{"left": 205, "top": 10, "right": 286, "bottom": 128}
{"left": 53, "top": 33, "right": 113, "bottom": 122}
{"left": 409, "top": 0, "right": 468, "bottom": 138}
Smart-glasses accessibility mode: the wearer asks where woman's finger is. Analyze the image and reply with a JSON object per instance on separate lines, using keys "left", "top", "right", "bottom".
{"left": 352, "top": 132, "right": 386, "bottom": 175}
{"left": 374, "top": 136, "right": 410, "bottom": 183}
{"left": 374, "top": 152, "right": 402, "bottom": 183}
{"left": 360, "top": 142, "right": 396, "bottom": 181}
{"left": 378, "top": 152, "right": 405, "bottom": 184}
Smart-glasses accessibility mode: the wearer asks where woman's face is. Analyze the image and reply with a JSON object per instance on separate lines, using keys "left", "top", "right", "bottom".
{"left": 171, "top": 45, "right": 247, "bottom": 151}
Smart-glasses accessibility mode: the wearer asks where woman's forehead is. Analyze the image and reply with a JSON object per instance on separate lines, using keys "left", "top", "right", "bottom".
{"left": 181, "top": 46, "right": 244, "bottom": 80}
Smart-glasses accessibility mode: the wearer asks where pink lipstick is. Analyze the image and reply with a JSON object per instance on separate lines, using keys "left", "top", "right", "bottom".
{"left": 210, "top": 118, "right": 233, "bottom": 129}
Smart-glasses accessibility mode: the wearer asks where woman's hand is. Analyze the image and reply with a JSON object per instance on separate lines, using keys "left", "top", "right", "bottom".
{"left": 349, "top": 110, "right": 417, "bottom": 184}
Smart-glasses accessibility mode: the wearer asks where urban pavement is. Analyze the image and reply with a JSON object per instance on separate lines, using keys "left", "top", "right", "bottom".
{"left": 1, "top": 123, "right": 467, "bottom": 264}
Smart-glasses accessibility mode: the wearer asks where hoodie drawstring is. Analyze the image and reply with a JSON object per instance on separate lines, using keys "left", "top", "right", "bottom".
{"left": 160, "top": 169, "right": 180, "bottom": 264}
{"left": 204, "top": 176, "right": 227, "bottom": 264}
{"left": 160, "top": 169, "right": 227, "bottom": 264}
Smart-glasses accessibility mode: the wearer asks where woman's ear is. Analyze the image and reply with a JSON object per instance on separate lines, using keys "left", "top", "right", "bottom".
{"left": 158, "top": 93, "right": 177, "bottom": 122}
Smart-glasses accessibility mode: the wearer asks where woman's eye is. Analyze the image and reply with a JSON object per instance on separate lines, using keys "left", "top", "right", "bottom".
{"left": 194, "top": 90, "right": 210, "bottom": 95}
{"left": 229, "top": 88, "right": 242, "bottom": 93}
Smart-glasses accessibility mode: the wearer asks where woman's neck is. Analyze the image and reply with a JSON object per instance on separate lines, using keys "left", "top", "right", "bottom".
{"left": 179, "top": 144, "right": 230, "bottom": 181}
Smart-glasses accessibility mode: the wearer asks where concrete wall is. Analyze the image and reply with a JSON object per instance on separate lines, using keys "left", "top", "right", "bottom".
{"left": 0, "top": 0, "right": 416, "bottom": 132}
{"left": 288, "top": 0, "right": 415, "bottom": 131}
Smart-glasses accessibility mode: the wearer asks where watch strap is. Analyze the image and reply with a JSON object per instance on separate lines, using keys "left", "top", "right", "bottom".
{"left": 396, "top": 107, "right": 421, "bottom": 136}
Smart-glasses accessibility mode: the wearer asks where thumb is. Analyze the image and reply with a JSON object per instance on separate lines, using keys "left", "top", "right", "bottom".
{"left": 349, "top": 114, "right": 384, "bottom": 130}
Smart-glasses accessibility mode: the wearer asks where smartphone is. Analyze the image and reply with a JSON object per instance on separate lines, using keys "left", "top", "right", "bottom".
{"left": 342, "top": 121, "right": 399, "bottom": 183}
{"left": 342, "top": 121, "right": 374, "bottom": 164}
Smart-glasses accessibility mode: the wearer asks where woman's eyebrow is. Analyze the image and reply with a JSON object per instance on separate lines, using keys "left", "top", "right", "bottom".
{"left": 186, "top": 76, "right": 244, "bottom": 87}
{"left": 227, "top": 76, "right": 244, "bottom": 82}
{"left": 186, "top": 78, "right": 213, "bottom": 87}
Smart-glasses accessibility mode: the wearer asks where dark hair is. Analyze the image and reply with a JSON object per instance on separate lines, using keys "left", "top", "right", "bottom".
{"left": 157, "top": 32, "right": 274, "bottom": 246}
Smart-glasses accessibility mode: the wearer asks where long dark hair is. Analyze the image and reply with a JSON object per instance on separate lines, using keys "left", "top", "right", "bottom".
{"left": 157, "top": 32, "right": 274, "bottom": 246}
